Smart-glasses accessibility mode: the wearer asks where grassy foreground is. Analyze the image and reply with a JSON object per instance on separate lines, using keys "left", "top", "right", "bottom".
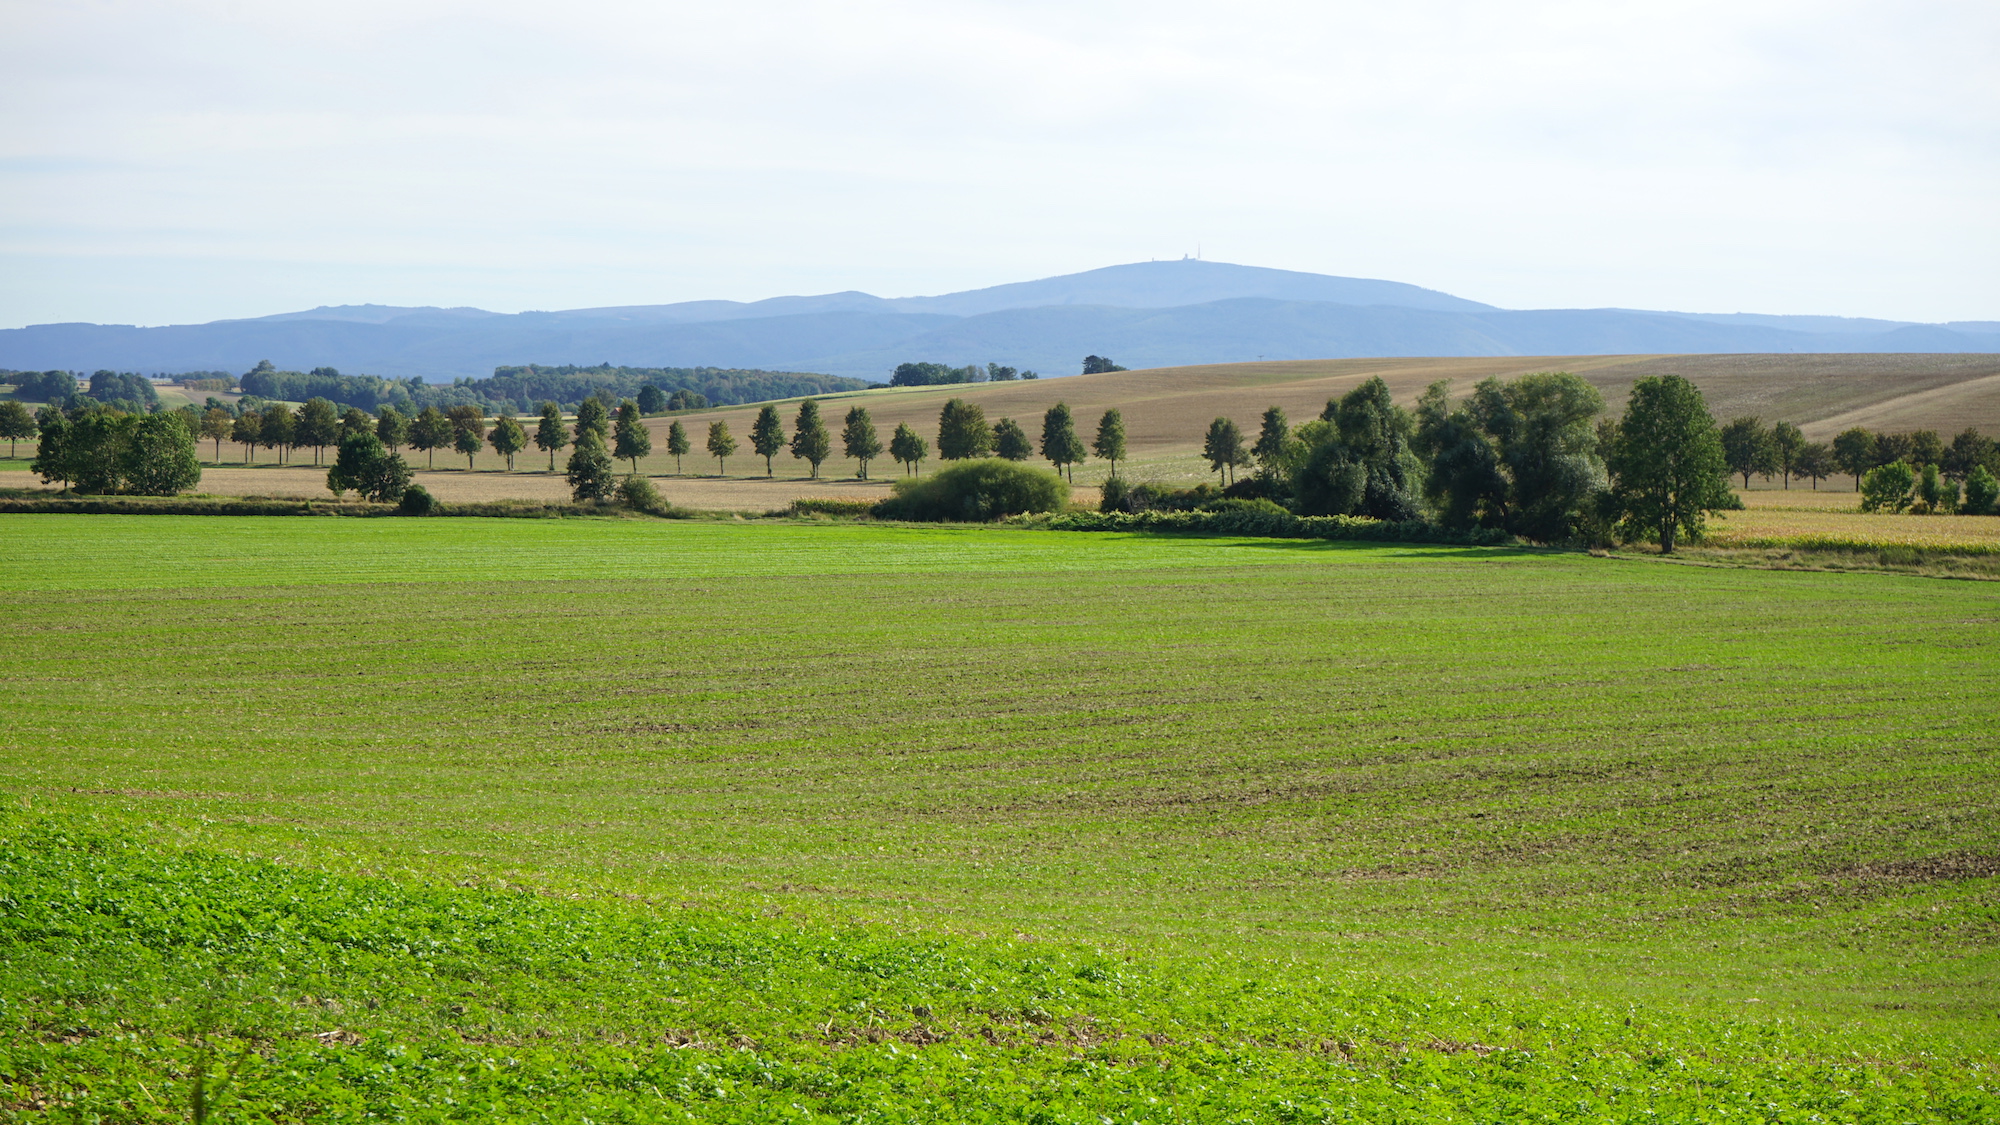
{"left": 2, "top": 515, "right": 1997, "bottom": 1118}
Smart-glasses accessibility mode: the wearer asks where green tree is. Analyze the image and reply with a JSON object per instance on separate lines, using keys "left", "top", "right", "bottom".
{"left": 119, "top": 412, "right": 201, "bottom": 496}
{"left": 339, "top": 406, "right": 374, "bottom": 440}
{"left": 750, "top": 404, "right": 787, "bottom": 476}
{"left": 1720, "top": 416, "right": 1777, "bottom": 489}
{"left": 1769, "top": 421, "right": 1805, "bottom": 489}
{"left": 327, "top": 430, "right": 412, "bottom": 503}
{"left": 376, "top": 405, "right": 410, "bottom": 454}
{"left": 294, "top": 397, "right": 339, "bottom": 465}
{"left": 231, "top": 409, "right": 262, "bottom": 463}
{"left": 488, "top": 414, "right": 528, "bottom": 471}
{"left": 198, "top": 406, "right": 234, "bottom": 462}
{"left": 666, "top": 420, "right": 691, "bottom": 474}
{"left": 1860, "top": 461, "right": 1915, "bottom": 513}
{"left": 1251, "top": 406, "right": 1288, "bottom": 469}
{"left": 1081, "top": 355, "right": 1126, "bottom": 374}
{"left": 31, "top": 409, "right": 76, "bottom": 492}
{"left": 1605, "top": 375, "right": 1732, "bottom": 552}
{"left": 992, "top": 417, "right": 1033, "bottom": 462}
{"left": 889, "top": 422, "right": 928, "bottom": 475}
{"left": 1462, "top": 372, "right": 1606, "bottom": 542}
{"left": 260, "top": 403, "right": 295, "bottom": 465}
{"left": 842, "top": 407, "right": 882, "bottom": 479}
{"left": 1414, "top": 380, "right": 1508, "bottom": 529}
{"left": 1909, "top": 429, "right": 1945, "bottom": 469}
{"left": 1794, "top": 441, "right": 1834, "bottom": 490}
{"left": 453, "top": 425, "right": 482, "bottom": 469}
{"left": 938, "top": 398, "right": 993, "bottom": 461}
{"left": 1962, "top": 465, "right": 2000, "bottom": 516}
{"left": 1037, "top": 402, "right": 1085, "bottom": 480}
{"left": 1944, "top": 428, "right": 1995, "bottom": 480}
{"left": 567, "top": 430, "right": 616, "bottom": 501}
{"left": 1093, "top": 408, "right": 1127, "bottom": 478}
{"left": 1873, "top": 431, "right": 1913, "bottom": 467}
{"left": 612, "top": 399, "right": 652, "bottom": 472}
{"left": 533, "top": 402, "right": 565, "bottom": 470}
{"left": 706, "top": 420, "right": 737, "bottom": 474}
{"left": 637, "top": 384, "right": 667, "bottom": 414}
{"left": 1832, "top": 427, "right": 1876, "bottom": 489}
{"left": 789, "top": 399, "right": 831, "bottom": 478}
{"left": 573, "top": 398, "right": 610, "bottom": 442}
{"left": 410, "top": 406, "right": 452, "bottom": 469}
{"left": 0, "top": 400, "right": 36, "bottom": 459}
{"left": 1202, "top": 417, "right": 1247, "bottom": 485}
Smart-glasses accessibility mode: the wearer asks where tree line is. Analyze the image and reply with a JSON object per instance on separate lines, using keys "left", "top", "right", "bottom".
{"left": 890, "top": 362, "right": 1042, "bottom": 387}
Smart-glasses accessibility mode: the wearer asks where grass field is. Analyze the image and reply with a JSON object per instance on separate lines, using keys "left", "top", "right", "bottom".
{"left": 2, "top": 515, "right": 1997, "bottom": 1118}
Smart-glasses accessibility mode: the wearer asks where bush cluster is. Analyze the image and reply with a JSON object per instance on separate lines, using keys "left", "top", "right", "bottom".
{"left": 874, "top": 459, "right": 1068, "bottom": 522}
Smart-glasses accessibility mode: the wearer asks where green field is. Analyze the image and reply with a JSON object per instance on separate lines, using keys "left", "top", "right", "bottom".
{"left": 3, "top": 515, "right": 1997, "bottom": 1119}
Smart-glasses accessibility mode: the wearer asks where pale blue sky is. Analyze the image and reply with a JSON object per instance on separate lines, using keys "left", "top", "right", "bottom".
{"left": 2, "top": 0, "right": 1994, "bottom": 327}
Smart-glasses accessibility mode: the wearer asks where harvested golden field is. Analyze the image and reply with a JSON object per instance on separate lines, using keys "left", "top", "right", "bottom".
{"left": 1707, "top": 505, "right": 2000, "bottom": 553}
{"left": 646, "top": 352, "right": 2000, "bottom": 485}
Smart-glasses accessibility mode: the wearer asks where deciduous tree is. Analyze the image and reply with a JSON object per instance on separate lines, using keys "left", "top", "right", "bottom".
{"left": 612, "top": 399, "right": 652, "bottom": 472}
{"left": 376, "top": 405, "right": 410, "bottom": 454}
{"left": 666, "top": 420, "right": 691, "bottom": 474}
{"left": 1720, "top": 416, "right": 1776, "bottom": 489}
{"left": 938, "top": 398, "right": 992, "bottom": 460}
{"left": 0, "top": 400, "right": 36, "bottom": 459}
{"left": 573, "top": 398, "right": 609, "bottom": 442}
{"left": 488, "top": 414, "right": 528, "bottom": 471}
{"left": 706, "top": 420, "right": 737, "bottom": 474}
{"left": 1832, "top": 427, "right": 1876, "bottom": 489}
{"left": 1251, "top": 406, "right": 1288, "bottom": 469}
{"left": 750, "top": 404, "right": 786, "bottom": 476}
{"left": 533, "top": 402, "right": 564, "bottom": 470}
{"left": 567, "top": 430, "right": 615, "bottom": 501}
{"left": 410, "top": 406, "right": 452, "bottom": 469}
{"left": 992, "top": 417, "right": 1033, "bottom": 462}
{"left": 198, "top": 406, "right": 234, "bottom": 462}
{"left": 889, "top": 422, "right": 927, "bottom": 475}
{"left": 842, "top": 407, "right": 882, "bottom": 479}
{"left": 1037, "top": 402, "right": 1085, "bottom": 480}
{"left": 1093, "top": 409, "right": 1126, "bottom": 479}
{"left": 327, "top": 430, "right": 412, "bottom": 502}
{"left": 1202, "top": 417, "right": 1246, "bottom": 485}
{"left": 260, "top": 403, "right": 296, "bottom": 465}
{"left": 1769, "top": 421, "right": 1805, "bottom": 489}
{"left": 637, "top": 384, "right": 666, "bottom": 414}
{"left": 294, "top": 397, "right": 339, "bottom": 465}
{"left": 1794, "top": 441, "right": 1834, "bottom": 490}
{"left": 232, "top": 409, "right": 262, "bottom": 463}
{"left": 1605, "top": 375, "right": 1732, "bottom": 552}
{"left": 789, "top": 399, "right": 831, "bottom": 478}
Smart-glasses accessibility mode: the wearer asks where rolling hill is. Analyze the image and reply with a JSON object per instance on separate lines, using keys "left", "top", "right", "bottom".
{"left": 4, "top": 260, "right": 1995, "bottom": 383}
{"left": 642, "top": 352, "right": 2000, "bottom": 484}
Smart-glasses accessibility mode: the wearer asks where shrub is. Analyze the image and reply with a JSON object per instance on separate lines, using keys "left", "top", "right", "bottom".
{"left": 616, "top": 474, "right": 679, "bottom": 516}
{"left": 875, "top": 459, "right": 1067, "bottom": 522}
{"left": 1860, "top": 461, "right": 1915, "bottom": 513}
{"left": 1099, "top": 479, "right": 1221, "bottom": 514}
{"left": 398, "top": 484, "right": 437, "bottom": 515}
{"left": 1044, "top": 507, "right": 1514, "bottom": 546}
{"left": 790, "top": 497, "right": 878, "bottom": 518}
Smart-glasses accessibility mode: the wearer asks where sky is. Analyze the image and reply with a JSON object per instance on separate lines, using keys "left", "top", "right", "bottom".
{"left": 1, "top": 0, "right": 1995, "bottom": 327}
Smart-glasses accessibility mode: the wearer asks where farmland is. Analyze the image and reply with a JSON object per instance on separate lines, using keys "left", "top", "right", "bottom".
{"left": 3, "top": 514, "right": 1998, "bottom": 1118}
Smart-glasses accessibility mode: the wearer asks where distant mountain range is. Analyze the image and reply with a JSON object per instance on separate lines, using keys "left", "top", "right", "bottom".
{"left": 4, "top": 260, "right": 1995, "bottom": 383}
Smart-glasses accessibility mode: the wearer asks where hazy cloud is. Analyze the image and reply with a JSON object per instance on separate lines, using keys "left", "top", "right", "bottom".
{"left": 2, "top": 0, "right": 1994, "bottom": 325}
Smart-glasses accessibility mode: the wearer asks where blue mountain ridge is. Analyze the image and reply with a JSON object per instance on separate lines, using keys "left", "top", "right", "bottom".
{"left": 3, "top": 260, "right": 1994, "bottom": 382}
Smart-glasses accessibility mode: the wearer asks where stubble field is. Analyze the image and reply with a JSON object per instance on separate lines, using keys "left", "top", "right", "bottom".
{"left": 2, "top": 515, "right": 1997, "bottom": 1119}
